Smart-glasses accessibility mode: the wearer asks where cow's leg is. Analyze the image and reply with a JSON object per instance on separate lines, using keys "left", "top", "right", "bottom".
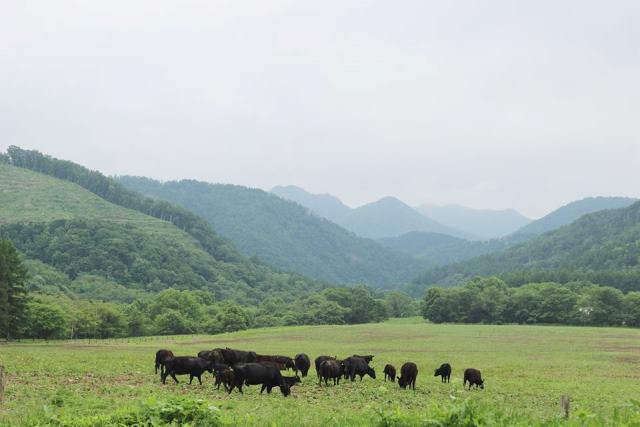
{"left": 197, "top": 374, "right": 202, "bottom": 385}
{"left": 171, "top": 373, "right": 179, "bottom": 384}
{"left": 260, "top": 385, "right": 266, "bottom": 394}
{"left": 189, "top": 375, "right": 194, "bottom": 385}
{"left": 267, "top": 386, "right": 273, "bottom": 394}
{"left": 161, "top": 372, "right": 167, "bottom": 385}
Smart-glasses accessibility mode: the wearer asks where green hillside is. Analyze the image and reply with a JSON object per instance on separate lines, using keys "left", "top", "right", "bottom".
{"left": 118, "top": 177, "right": 424, "bottom": 287}
{"left": 378, "top": 231, "right": 529, "bottom": 267}
{"left": 412, "top": 200, "right": 640, "bottom": 293}
{"left": 513, "top": 196, "right": 637, "bottom": 236}
{"left": 0, "top": 151, "right": 324, "bottom": 304}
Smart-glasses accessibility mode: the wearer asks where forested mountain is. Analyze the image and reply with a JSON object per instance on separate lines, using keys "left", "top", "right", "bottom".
{"left": 378, "top": 231, "right": 529, "bottom": 267}
{"left": 118, "top": 177, "right": 424, "bottom": 286}
{"left": 415, "top": 203, "right": 531, "bottom": 239}
{"left": 0, "top": 147, "right": 324, "bottom": 304}
{"left": 340, "top": 197, "right": 472, "bottom": 239}
{"left": 412, "top": 200, "right": 640, "bottom": 294}
{"left": 513, "top": 197, "right": 637, "bottom": 236}
{"left": 271, "top": 185, "right": 351, "bottom": 224}
{"left": 272, "top": 186, "right": 470, "bottom": 239}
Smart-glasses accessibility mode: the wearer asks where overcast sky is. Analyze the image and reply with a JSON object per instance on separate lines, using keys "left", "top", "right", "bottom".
{"left": 1, "top": 1, "right": 639, "bottom": 218}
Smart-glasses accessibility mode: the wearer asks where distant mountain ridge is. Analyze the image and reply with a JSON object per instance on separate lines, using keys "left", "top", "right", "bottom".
{"left": 271, "top": 186, "right": 472, "bottom": 239}
{"left": 120, "top": 177, "right": 426, "bottom": 287}
{"left": 513, "top": 196, "right": 637, "bottom": 236}
{"left": 271, "top": 185, "right": 351, "bottom": 224}
{"left": 415, "top": 203, "right": 531, "bottom": 239}
{"left": 412, "top": 199, "right": 640, "bottom": 294}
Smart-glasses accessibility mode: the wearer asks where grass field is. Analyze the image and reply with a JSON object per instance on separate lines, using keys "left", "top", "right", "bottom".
{"left": 1, "top": 318, "right": 640, "bottom": 426}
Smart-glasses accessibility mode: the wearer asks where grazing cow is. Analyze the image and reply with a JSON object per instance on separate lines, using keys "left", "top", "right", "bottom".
{"left": 343, "top": 356, "right": 376, "bottom": 382}
{"left": 353, "top": 354, "right": 374, "bottom": 364}
{"left": 229, "top": 363, "right": 290, "bottom": 396}
{"left": 213, "top": 365, "right": 234, "bottom": 391}
{"left": 314, "top": 356, "right": 337, "bottom": 379}
{"left": 434, "top": 363, "right": 451, "bottom": 383}
{"left": 161, "top": 357, "right": 214, "bottom": 385}
{"left": 155, "top": 349, "right": 174, "bottom": 377}
{"left": 398, "top": 362, "right": 418, "bottom": 390}
{"left": 294, "top": 353, "right": 311, "bottom": 377}
{"left": 220, "top": 348, "right": 258, "bottom": 365}
{"left": 318, "top": 359, "right": 343, "bottom": 386}
{"left": 256, "top": 354, "right": 295, "bottom": 370}
{"left": 383, "top": 364, "right": 396, "bottom": 382}
{"left": 463, "top": 368, "right": 484, "bottom": 390}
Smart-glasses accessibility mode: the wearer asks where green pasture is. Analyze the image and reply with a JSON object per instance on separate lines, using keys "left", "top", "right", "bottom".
{"left": 1, "top": 318, "right": 639, "bottom": 426}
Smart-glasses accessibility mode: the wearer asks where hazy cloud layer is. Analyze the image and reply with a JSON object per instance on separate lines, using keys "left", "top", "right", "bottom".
{"left": 2, "top": 0, "right": 639, "bottom": 217}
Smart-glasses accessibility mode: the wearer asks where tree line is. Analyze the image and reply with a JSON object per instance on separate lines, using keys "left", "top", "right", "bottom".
{"left": 422, "top": 276, "right": 640, "bottom": 327}
{"left": 0, "top": 239, "right": 417, "bottom": 340}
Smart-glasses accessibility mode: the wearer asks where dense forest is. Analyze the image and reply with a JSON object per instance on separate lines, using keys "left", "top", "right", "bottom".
{"left": 378, "top": 231, "right": 530, "bottom": 266}
{"left": 412, "top": 200, "right": 640, "bottom": 294}
{"left": 118, "top": 177, "right": 425, "bottom": 286}
{"left": 1, "top": 237, "right": 416, "bottom": 339}
{"left": 422, "top": 276, "right": 640, "bottom": 327}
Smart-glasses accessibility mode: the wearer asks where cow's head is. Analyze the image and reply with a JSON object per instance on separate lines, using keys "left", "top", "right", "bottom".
{"left": 398, "top": 376, "right": 406, "bottom": 389}
{"left": 433, "top": 368, "right": 440, "bottom": 376}
{"left": 367, "top": 367, "right": 376, "bottom": 379}
{"left": 279, "top": 381, "right": 291, "bottom": 397}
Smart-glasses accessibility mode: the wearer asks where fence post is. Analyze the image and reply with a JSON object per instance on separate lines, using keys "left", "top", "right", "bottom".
{"left": 561, "top": 395, "right": 570, "bottom": 419}
{"left": 0, "top": 365, "right": 6, "bottom": 402}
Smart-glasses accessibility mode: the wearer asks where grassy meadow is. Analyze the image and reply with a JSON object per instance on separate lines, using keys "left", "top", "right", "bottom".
{"left": 1, "top": 318, "right": 640, "bottom": 426}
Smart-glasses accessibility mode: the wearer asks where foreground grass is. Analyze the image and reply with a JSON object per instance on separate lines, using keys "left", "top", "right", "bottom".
{"left": 1, "top": 318, "right": 640, "bottom": 425}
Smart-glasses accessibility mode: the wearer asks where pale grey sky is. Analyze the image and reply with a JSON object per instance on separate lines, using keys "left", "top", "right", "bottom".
{"left": 1, "top": 0, "right": 639, "bottom": 218}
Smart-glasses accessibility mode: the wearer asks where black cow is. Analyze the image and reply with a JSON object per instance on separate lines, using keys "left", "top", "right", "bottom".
{"left": 315, "top": 356, "right": 337, "bottom": 379}
{"left": 282, "top": 375, "right": 302, "bottom": 389}
{"left": 353, "top": 354, "right": 374, "bottom": 364}
{"left": 398, "top": 362, "right": 418, "bottom": 390}
{"left": 463, "top": 368, "right": 484, "bottom": 390}
{"left": 318, "top": 359, "right": 343, "bottom": 386}
{"left": 383, "top": 364, "right": 396, "bottom": 382}
{"left": 343, "top": 356, "right": 376, "bottom": 382}
{"left": 212, "top": 363, "right": 234, "bottom": 391}
{"left": 434, "top": 363, "right": 451, "bottom": 383}
{"left": 294, "top": 353, "right": 311, "bottom": 377}
{"left": 258, "top": 360, "right": 287, "bottom": 371}
{"left": 221, "top": 348, "right": 258, "bottom": 365}
{"left": 256, "top": 354, "right": 295, "bottom": 370}
{"left": 161, "top": 357, "right": 214, "bottom": 385}
{"left": 155, "top": 349, "right": 174, "bottom": 377}
{"left": 198, "top": 349, "right": 224, "bottom": 364}
{"left": 229, "top": 363, "right": 290, "bottom": 396}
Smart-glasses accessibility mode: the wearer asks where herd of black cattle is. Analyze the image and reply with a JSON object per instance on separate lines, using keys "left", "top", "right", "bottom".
{"left": 154, "top": 348, "right": 485, "bottom": 397}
